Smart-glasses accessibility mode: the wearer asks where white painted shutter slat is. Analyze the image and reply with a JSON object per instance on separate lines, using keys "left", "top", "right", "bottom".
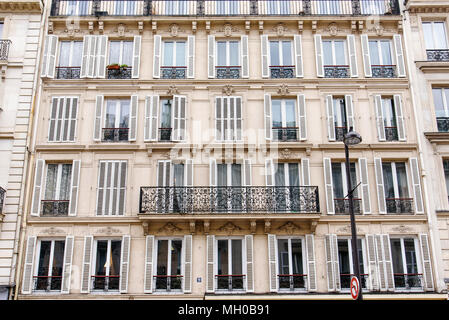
{"left": 361, "top": 34, "right": 372, "bottom": 77}
{"left": 145, "top": 95, "right": 159, "bottom": 141}
{"left": 419, "top": 234, "right": 434, "bottom": 291}
{"left": 394, "top": 95, "right": 406, "bottom": 141}
{"left": 381, "top": 234, "right": 395, "bottom": 291}
{"left": 294, "top": 35, "right": 304, "bottom": 77}
{"left": 366, "top": 234, "right": 379, "bottom": 291}
{"left": 301, "top": 158, "right": 311, "bottom": 186}
{"left": 323, "top": 158, "right": 334, "bottom": 214}
{"left": 375, "top": 234, "right": 387, "bottom": 291}
{"left": 332, "top": 234, "right": 340, "bottom": 291}
{"left": 206, "top": 235, "right": 215, "bottom": 292}
{"left": 264, "top": 93, "right": 272, "bottom": 140}
{"left": 305, "top": 234, "right": 317, "bottom": 292}
{"left": 358, "top": 158, "right": 371, "bottom": 214}
{"left": 118, "top": 161, "right": 127, "bottom": 216}
{"left": 87, "top": 36, "right": 97, "bottom": 78}
{"left": 61, "top": 235, "right": 74, "bottom": 294}
{"left": 96, "top": 35, "right": 108, "bottom": 78}
{"left": 31, "top": 159, "right": 45, "bottom": 216}
{"left": 261, "top": 35, "right": 269, "bottom": 78}
{"left": 241, "top": 35, "right": 249, "bottom": 78}
{"left": 210, "top": 158, "right": 217, "bottom": 186}
{"left": 132, "top": 35, "right": 141, "bottom": 78}
{"left": 21, "top": 236, "right": 36, "bottom": 294}
{"left": 93, "top": 95, "right": 103, "bottom": 141}
{"left": 144, "top": 235, "right": 154, "bottom": 293}
{"left": 69, "top": 160, "right": 81, "bottom": 216}
{"left": 119, "top": 235, "right": 131, "bottom": 293}
{"left": 297, "top": 94, "right": 307, "bottom": 141}
{"left": 265, "top": 158, "right": 274, "bottom": 187}
{"left": 80, "top": 36, "right": 89, "bottom": 78}
{"left": 326, "top": 95, "right": 335, "bottom": 141}
{"left": 208, "top": 35, "right": 215, "bottom": 78}
{"left": 47, "top": 35, "right": 58, "bottom": 79}
{"left": 393, "top": 34, "right": 406, "bottom": 77}
{"left": 153, "top": 35, "right": 161, "bottom": 78}
{"left": 187, "top": 35, "right": 195, "bottom": 79}
{"left": 172, "top": 95, "right": 187, "bottom": 141}
{"left": 314, "top": 34, "right": 324, "bottom": 78}
{"left": 68, "top": 97, "right": 78, "bottom": 142}
{"left": 347, "top": 34, "right": 358, "bottom": 78}
{"left": 129, "top": 95, "right": 138, "bottom": 141}
{"left": 345, "top": 95, "right": 355, "bottom": 130}
{"left": 80, "top": 235, "right": 93, "bottom": 293}
{"left": 245, "top": 235, "right": 254, "bottom": 292}
{"left": 236, "top": 97, "right": 242, "bottom": 141}
{"left": 185, "top": 159, "right": 194, "bottom": 186}
{"left": 268, "top": 234, "right": 278, "bottom": 292}
{"left": 243, "top": 159, "right": 252, "bottom": 187}
{"left": 48, "top": 97, "right": 59, "bottom": 142}
{"left": 184, "top": 235, "right": 193, "bottom": 293}
{"left": 410, "top": 157, "right": 424, "bottom": 214}
{"left": 375, "top": 95, "right": 386, "bottom": 141}
{"left": 325, "top": 234, "right": 335, "bottom": 291}
{"left": 41, "top": 35, "right": 50, "bottom": 78}
{"left": 374, "top": 158, "right": 387, "bottom": 214}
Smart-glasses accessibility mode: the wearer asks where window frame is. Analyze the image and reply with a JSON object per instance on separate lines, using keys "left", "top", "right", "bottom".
{"left": 422, "top": 21, "right": 448, "bottom": 50}
{"left": 275, "top": 236, "right": 307, "bottom": 292}
{"left": 381, "top": 97, "right": 398, "bottom": 128}
{"left": 215, "top": 40, "right": 240, "bottom": 68}
{"left": 331, "top": 161, "right": 358, "bottom": 199}
{"left": 58, "top": 40, "right": 83, "bottom": 67}
{"left": 273, "top": 162, "right": 302, "bottom": 187}
{"left": 336, "top": 237, "right": 367, "bottom": 291}
{"left": 271, "top": 98, "right": 297, "bottom": 132}
{"left": 214, "top": 236, "right": 246, "bottom": 292}
{"left": 323, "top": 39, "right": 348, "bottom": 66}
{"left": 108, "top": 40, "right": 133, "bottom": 66}
{"left": 269, "top": 39, "right": 294, "bottom": 67}
{"left": 104, "top": 98, "right": 130, "bottom": 130}
{"left": 369, "top": 39, "right": 393, "bottom": 66}
{"left": 333, "top": 97, "right": 347, "bottom": 128}
{"left": 91, "top": 238, "right": 122, "bottom": 292}
{"left": 382, "top": 161, "right": 411, "bottom": 199}
{"left": 162, "top": 40, "right": 187, "bottom": 67}
{"left": 215, "top": 96, "right": 243, "bottom": 142}
{"left": 33, "top": 238, "right": 66, "bottom": 293}
{"left": 43, "top": 163, "right": 72, "bottom": 201}
{"left": 216, "top": 163, "right": 242, "bottom": 187}
{"left": 432, "top": 87, "right": 449, "bottom": 118}
{"left": 153, "top": 237, "right": 184, "bottom": 293}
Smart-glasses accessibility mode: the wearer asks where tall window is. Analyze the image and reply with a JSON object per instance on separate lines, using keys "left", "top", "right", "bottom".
{"left": 432, "top": 88, "right": 449, "bottom": 132}
{"left": 216, "top": 1, "right": 239, "bottom": 14}
{"left": 216, "top": 40, "right": 240, "bottom": 78}
{"left": 92, "top": 239, "right": 121, "bottom": 291}
{"left": 369, "top": 39, "right": 395, "bottom": 77}
{"left": 273, "top": 162, "right": 302, "bottom": 212}
{"left": 269, "top": 40, "right": 294, "bottom": 78}
{"left": 444, "top": 160, "right": 449, "bottom": 204}
{"left": 42, "top": 163, "right": 72, "bottom": 216}
{"left": 113, "top": 1, "right": 136, "bottom": 15}
{"left": 109, "top": 40, "right": 133, "bottom": 66}
{"left": 267, "top": 0, "right": 291, "bottom": 14}
{"left": 216, "top": 238, "right": 244, "bottom": 291}
{"left": 34, "top": 240, "right": 65, "bottom": 291}
{"left": 380, "top": 97, "right": 399, "bottom": 141}
{"left": 96, "top": 160, "right": 127, "bottom": 216}
{"left": 272, "top": 99, "right": 297, "bottom": 141}
{"left": 337, "top": 238, "right": 366, "bottom": 290}
{"left": 162, "top": 41, "right": 186, "bottom": 79}
{"left": 331, "top": 162, "right": 360, "bottom": 214}
{"left": 382, "top": 162, "right": 412, "bottom": 214}
{"left": 216, "top": 163, "right": 243, "bottom": 212}
{"left": 277, "top": 238, "right": 306, "bottom": 291}
{"left": 215, "top": 96, "right": 242, "bottom": 141}
{"left": 155, "top": 239, "right": 183, "bottom": 291}
{"left": 390, "top": 238, "right": 423, "bottom": 290}
{"left": 159, "top": 98, "right": 173, "bottom": 141}
{"left": 57, "top": 41, "right": 82, "bottom": 79}
{"left": 423, "top": 22, "right": 448, "bottom": 61}
{"left": 323, "top": 39, "right": 348, "bottom": 77}
{"left": 333, "top": 98, "right": 348, "bottom": 141}
{"left": 165, "top": 1, "right": 188, "bottom": 15}
{"left": 103, "top": 99, "right": 130, "bottom": 142}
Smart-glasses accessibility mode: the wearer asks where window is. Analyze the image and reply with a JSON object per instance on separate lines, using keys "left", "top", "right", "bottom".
{"left": 216, "top": 238, "right": 245, "bottom": 291}
{"left": 390, "top": 238, "right": 423, "bottom": 290}
{"left": 316, "top": 0, "right": 341, "bottom": 14}
{"left": 92, "top": 239, "right": 122, "bottom": 291}
{"left": 337, "top": 238, "right": 367, "bottom": 290}
{"left": 332, "top": 97, "right": 348, "bottom": 141}
{"left": 432, "top": 88, "right": 449, "bottom": 132}
{"left": 216, "top": 1, "right": 239, "bottom": 14}
{"left": 67, "top": 0, "right": 89, "bottom": 15}
{"left": 216, "top": 40, "right": 240, "bottom": 78}
{"left": 96, "top": 160, "right": 127, "bottom": 216}
{"left": 272, "top": 99, "right": 297, "bottom": 141}
{"left": 331, "top": 162, "right": 360, "bottom": 214}
{"left": 165, "top": 0, "right": 188, "bottom": 15}
{"left": 382, "top": 162, "right": 412, "bottom": 214}
{"left": 113, "top": 1, "right": 137, "bottom": 15}
{"left": 216, "top": 163, "right": 243, "bottom": 212}
{"left": 369, "top": 39, "right": 395, "bottom": 77}
{"left": 108, "top": 40, "right": 133, "bottom": 66}
{"left": 423, "top": 22, "right": 448, "bottom": 61}
{"left": 34, "top": 240, "right": 65, "bottom": 291}
{"left": 277, "top": 238, "right": 306, "bottom": 291}
{"left": 161, "top": 40, "right": 186, "bottom": 79}
{"left": 215, "top": 96, "right": 242, "bottom": 141}
{"left": 380, "top": 98, "right": 399, "bottom": 141}
{"left": 269, "top": 40, "right": 294, "bottom": 78}
{"left": 57, "top": 41, "right": 82, "bottom": 79}
{"left": 103, "top": 99, "right": 130, "bottom": 142}
{"left": 155, "top": 239, "right": 183, "bottom": 291}
{"left": 48, "top": 97, "right": 78, "bottom": 142}
{"left": 444, "top": 160, "right": 449, "bottom": 204}
{"left": 273, "top": 162, "right": 303, "bottom": 212}
{"left": 323, "top": 40, "right": 349, "bottom": 78}
{"left": 374, "top": 95, "right": 405, "bottom": 141}
{"left": 267, "top": 0, "right": 290, "bottom": 14}
{"left": 159, "top": 98, "right": 173, "bottom": 141}
{"left": 42, "top": 163, "right": 72, "bottom": 216}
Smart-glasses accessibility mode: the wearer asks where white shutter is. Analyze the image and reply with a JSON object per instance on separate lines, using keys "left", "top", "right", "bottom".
{"left": 96, "top": 161, "right": 106, "bottom": 215}
{"left": 294, "top": 35, "right": 304, "bottom": 77}
{"left": 267, "top": 234, "right": 278, "bottom": 292}
{"left": 297, "top": 94, "right": 307, "bottom": 141}
{"left": 215, "top": 97, "right": 222, "bottom": 141}
{"left": 243, "top": 159, "right": 252, "bottom": 187}
{"left": 187, "top": 35, "right": 195, "bottom": 79}
{"left": 301, "top": 158, "right": 311, "bottom": 186}
{"left": 21, "top": 236, "right": 36, "bottom": 294}
{"left": 46, "top": 35, "right": 58, "bottom": 78}
{"left": 144, "top": 235, "right": 154, "bottom": 293}
{"left": 61, "top": 235, "right": 74, "bottom": 294}
{"left": 347, "top": 34, "right": 358, "bottom": 78}
{"left": 48, "top": 97, "right": 59, "bottom": 142}
{"left": 184, "top": 235, "right": 193, "bottom": 293}
{"left": 68, "top": 97, "right": 78, "bottom": 142}
{"left": 209, "top": 158, "right": 217, "bottom": 186}
{"left": 374, "top": 158, "right": 387, "bottom": 214}
{"left": 129, "top": 95, "right": 138, "bottom": 141}
{"left": 241, "top": 35, "right": 249, "bottom": 78}
{"left": 93, "top": 95, "right": 103, "bottom": 141}
{"left": 261, "top": 35, "right": 269, "bottom": 78}
{"left": 80, "top": 235, "right": 93, "bottom": 293}
{"left": 323, "top": 158, "right": 334, "bottom": 215}
{"left": 185, "top": 159, "right": 194, "bottom": 186}
{"left": 173, "top": 95, "right": 187, "bottom": 141}
{"left": 366, "top": 234, "right": 379, "bottom": 291}
{"left": 87, "top": 36, "right": 98, "bottom": 78}
{"left": 41, "top": 35, "right": 50, "bottom": 78}
{"left": 119, "top": 235, "right": 131, "bottom": 293}
{"left": 305, "top": 234, "right": 317, "bottom": 292}
{"left": 153, "top": 35, "right": 161, "bottom": 78}
{"left": 207, "top": 35, "right": 216, "bottom": 78}
{"left": 314, "top": 34, "right": 324, "bottom": 78}
{"left": 80, "top": 36, "right": 89, "bottom": 78}
{"left": 264, "top": 93, "right": 272, "bottom": 140}
{"left": 326, "top": 95, "right": 335, "bottom": 141}
{"left": 131, "top": 35, "right": 141, "bottom": 78}
{"left": 235, "top": 97, "right": 242, "bottom": 141}
{"left": 375, "top": 95, "right": 386, "bottom": 141}
{"left": 381, "top": 234, "right": 395, "bottom": 291}
{"left": 325, "top": 234, "right": 335, "bottom": 291}
{"left": 31, "top": 159, "right": 45, "bottom": 216}
{"left": 245, "top": 235, "right": 254, "bottom": 293}
{"left": 118, "top": 161, "right": 127, "bottom": 216}
{"left": 375, "top": 234, "right": 387, "bottom": 291}
{"left": 358, "top": 158, "right": 371, "bottom": 214}
{"left": 96, "top": 35, "right": 108, "bottom": 78}
{"left": 419, "top": 234, "right": 434, "bottom": 291}
{"left": 206, "top": 235, "right": 215, "bottom": 293}
{"left": 332, "top": 234, "right": 340, "bottom": 291}
{"left": 68, "top": 160, "right": 81, "bottom": 216}
{"left": 361, "top": 34, "right": 372, "bottom": 77}
{"left": 144, "top": 95, "right": 159, "bottom": 142}
{"left": 265, "top": 158, "right": 274, "bottom": 187}
{"left": 394, "top": 94, "right": 406, "bottom": 141}
{"left": 410, "top": 158, "right": 424, "bottom": 214}
{"left": 393, "top": 34, "right": 406, "bottom": 77}
{"left": 345, "top": 95, "right": 355, "bottom": 130}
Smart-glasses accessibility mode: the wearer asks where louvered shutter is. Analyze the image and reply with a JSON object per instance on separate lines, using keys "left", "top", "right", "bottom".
{"left": 410, "top": 158, "right": 424, "bottom": 214}
{"left": 264, "top": 93, "right": 272, "bottom": 140}
{"left": 96, "top": 35, "right": 108, "bottom": 78}
{"left": 207, "top": 35, "right": 215, "bottom": 78}
{"left": 265, "top": 159, "right": 274, "bottom": 186}
{"left": 394, "top": 95, "right": 406, "bottom": 141}
{"left": 294, "top": 35, "right": 303, "bottom": 77}
{"left": 301, "top": 158, "right": 311, "bottom": 186}
{"left": 144, "top": 95, "right": 159, "bottom": 141}
{"left": 132, "top": 36, "right": 141, "bottom": 78}
{"left": 375, "top": 95, "right": 386, "bottom": 141}
{"left": 366, "top": 234, "right": 379, "bottom": 291}
{"left": 314, "top": 34, "right": 324, "bottom": 78}
{"left": 332, "top": 235, "right": 340, "bottom": 291}
{"left": 325, "top": 234, "right": 335, "bottom": 291}
{"left": 144, "top": 235, "right": 154, "bottom": 293}
{"left": 129, "top": 95, "right": 138, "bottom": 141}
{"left": 419, "top": 234, "right": 434, "bottom": 291}
{"left": 261, "top": 35, "right": 269, "bottom": 78}
{"left": 347, "top": 34, "right": 358, "bottom": 78}
{"left": 235, "top": 97, "right": 242, "bottom": 141}
{"left": 297, "top": 94, "right": 307, "bottom": 141}
{"left": 241, "top": 35, "right": 249, "bottom": 78}
{"left": 345, "top": 95, "right": 355, "bottom": 130}
{"left": 187, "top": 35, "right": 195, "bottom": 79}
{"left": 48, "top": 97, "right": 59, "bottom": 142}
{"left": 358, "top": 158, "right": 371, "bottom": 214}
{"left": 93, "top": 95, "right": 103, "bottom": 141}
{"left": 375, "top": 234, "right": 387, "bottom": 291}
{"left": 184, "top": 235, "right": 193, "bottom": 293}
{"left": 245, "top": 235, "right": 254, "bottom": 293}
{"left": 173, "top": 95, "right": 187, "bottom": 141}
{"left": 80, "top": 235, "right": 93, "bottom": 293}
{"left": 68, "top": 160, "right": 81, "bottom": 216}
{"left": 206, "top": 235, "right": 215, "bottom": 293}
{"left": 31, "top": 159, "right": 45, "bottom": 216}
{"left": 67, "top": 97, "right": 78, "bottom": 142}
{"left": 326, "top": 95, "right": 335, "bottom": 141}
{"left": 215, "top": 97, "right": 222, "bottom": 141}
{"left": 381, "top": 234, "right": 395, "bottom": 291}
{"left": 119, "top": 235, "right": 131, "bottom": 293}
{"left": 41, "top": 35, "right": 58, "bottom": 78}
{"left": 21, "top": 236, "right": 36, "bottom": 294}
{"left": 80, "top": 36, "right": 89, "bottom": 78}
{"left": 305, "top": 234, "right": 317, "bottom": 292}
{"left": 374, "top": 158, "right": 387, "bottom": 214}
{"left": 243, "top": 159, "right": 252, "bottom": 186}
{"left": 153, "top": 35, "right": 161, "bottom": 78}
{"left": 323, "top": 158, "right": 334, "bottom": 214}
{"left": 210, "top": 158, "right": 217, "bottom": 186}
{"left": 361, "top": 34, "right": 372, "bottom": 77}
{"left": 61, "top": 235, "right": 74, "bottom": 294}
{"left": 118, "top": 161, "right": 127, "bottom": 216}
{"left": 393, "top": 34, "right": 406, "bottom": 77}
{"left": 41, "top": 35, "right": 50, "bottom": 78}
{"left": 96, "top": 161, "right": 106, "bottom": 215}
{"left": 267, "top": 234, "right": 278, "bottom": 292}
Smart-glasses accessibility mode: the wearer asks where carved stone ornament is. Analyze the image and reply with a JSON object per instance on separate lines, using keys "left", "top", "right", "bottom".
{"left": 216, "top": 23, "right": 239, "bottom": 37}
{"left": 169, "top": 23, "right": 180, "bottom": 37}
{"left": 204, "top": 221, "right": 210, "bottom": 234}
{"left": 218, "top": 222, "right": 242, "bottom": 235}
{"left": 158, "top": 222, "right": 182, "bottom": 234}
{"left": 40, "top": 227, "right": 66, "bottom": 235}
{"left": 336, "top": 225, "right": 363, "bottom": 234}
{"left": 277, "top": 84, "right": 289, "bottom": 96}
{"left": 222, "top": 84, "right": 235, "bottom": 96}
{"left": 280, "top": 148, "right": 292, "bottom": 159}
{"left": 250, "top": 221, "right": 257, "bottom": 234}
{"left": 167, "top": 85, "right": 179, "bottom": 95}
{"left": 274, "top": 23, "right": 287, "bottom": 36}
{"left": 277, "top": 221, "right": 300, "bottom": 235}
{"left": 327, "top": 22, "right": 339, "bottom": 36}
{"left": 117, "top": 23, "right": 126, "bottom": 37}
{"left": 96, "top": 226, "right": 122, "bottom": 235}
{"left": 264, "top": 221, "right": 271, "bottom": 233}
{"left": 189, "top": 221, "right": 196, "bottom": 234}
{"left": 65, "top": 21, "right": 80, "bottom": 38}
{"left": 391, "top": 225, "right": 414, "bottom": 234}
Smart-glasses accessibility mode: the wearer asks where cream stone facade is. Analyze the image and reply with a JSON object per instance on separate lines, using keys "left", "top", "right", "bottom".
{"left": 14, "top": 0, "right": 447, "bottom": 300}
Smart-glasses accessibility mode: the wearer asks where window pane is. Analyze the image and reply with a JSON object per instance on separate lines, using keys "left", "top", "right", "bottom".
{"left": 369, "top": 41, "right": 380, "bottom": 65}
{"left": 422, "top": 23, "right": 434, "bottom": 49}
{"left": 160, "top": 99, "right": 172, "bottom": 128}
{"left": 38, "top": 241, "right": 52, "bottom": 276}
{"left": 382, "top": 162, "right": 395, "bottom": 198}
{"left": 323, "top": 41, "right": 333, "bottom": 65}
{"left": 58, "top": 42, "right": 71, "bottom": 67}
{"left": 105, "top": 100, "right": 117, "bottom": 128}
{"left": 217, "top": 164, "right": 227, "bottom": 187}
{"left": 122, "top": 41, "right": 133, "bottom": 66}
{"left": 229, "top": 41, "right": 239, "bottom": 66}
{"left": 277, "top": 239, "right": 289, "bottom": 274}
{"left": 380, "top": 41, "right": 392, "bottom": 65}
{"left": 275, "top": 163, "right": 285, "bottom": 187}
{"left": 52, "top": 241, "right": 65, "bottom": 277}
{"left": 282, "top": 41, "right": 293, "bottom": 65}
{"left": 217, "top": 41, "right": 227, "bottom": 66}
{"left": 404, "top": 239, "right": 418, "bottom": 274}
{"left": 72, "top": 41, "right": 83, "bottom": 67}
{"left": 119, "top": 100, "right": 130, "bottom": 128}
{"left": 291, "top": 239, "right": 303, "bottom": 274}
{"left": 390, "top": 239, "right": 404, "bottom": 274}
{"left": 334, "top": 41, "right": 346, "bottom": 65}
{"left": 382, "top": 98, "right": 396, "bottom": 127}
{"left": 231, "top": 164, "right": 241, "bottom": 187}
{"left": 338, "top": 239, "right": 350, "bottom": 275}
{"left": 395, "top": 162, "right": 409, "bottom": 198}
{"left": 0, "top": 22, "right": 3, "bottom": 38}
{"left": 270, "top": 41, "right": 280, "bottom": 66}
{"left": 433, "top": 88, "right": 446, "bottom": 117}
{"left": 163, "top": 42, "right": 174, "bottom": 66}
{"left": 272, "top": 100, "right": 282, "bottom": 128}
{"left": 59, "top": 164, "right": 72, "bottom": 200}
{"left": 45, "top": 164, "right": 58, "bottom": 200}
{"left": 95, "top": 240, "right": 108, "bottom": 276}
{"left": 333, "top": 98, "right": 347, "bottom": 127}
{"left": 109, "top": 241, "right": 121, "bottom": 276}
{"left": 175, "top": 41, "right": 186, "bottom": 67}
{"left": 173, "top": 163, "right": 184, "bottom": 186}
{"left": 170, "top": 240, "right": 182, "bottom": 275}
{"left": 231, "top": 240, "right": 242, "bottom": 275}
{"left": 433, "top": 22, "right": 448, "bottom": 49}
{"left": 444, "top": 160, "right": 449, "bottom": 198}
{"left": 356, "top": 239, "right": 364, "bottom": 274}
{"left": 332, "top": 163, "right": 344, "bottom": 198}
{"left": 285, "top": 100, "right": 296, "bottom": 127}
{"left": 217, "top": 240, "right": 229, "bottom": 275}
{"left": 350, "top": 162, "right": 358, "bottom": 198}
{"left": 109, "top": 41, "right": 120, "bottom": 65}
{"left": 288, "top": 163, "right": 299, "bottom": 187}
{"left": 157, "top": 240, "right": 168, "bottom": 275}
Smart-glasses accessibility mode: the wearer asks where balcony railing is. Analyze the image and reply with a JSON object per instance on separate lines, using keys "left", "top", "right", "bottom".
{"left": 436, "top": 117, "right": 449, "bottom": 132}
{"left": 278, "top": 274, "right": 307, "bottom": 291}
{"left": 270, "top": 66, "right": 295, "bottom": 79}
{"left": 50, "top": 0, "right": 400, "bottom": 16}
{"left": 334, "top": 198, "right": 362, "bottom": 215}
{"left": 272, "top": 127, "right": 299, "bottom": 141}
{"left": 0, "top": 40, "right": 11, "bottom": 61}
{"left": 385, "top": 126, "right": 399, "bottom": 141}
{"left": 340, "top": 273, "right": 368, "bottom": 289}
{"left": 91, "top": 275, "right": 120, "bottom": 291}
{"left": 371, "top": 65, "right": 397, "bottom": 78}
{"left": 0, "top": 187, "right": 5, "bottom": 216}
{"left": 426, "top": 49, "right": 449, "bottom": 62}
{"left": 107, "top": 66, "right": 132, "bottom": 79}
{"left": 56, "top": 66, "right": 81, "bottom": 79}
{"left": 102, "top": 128, "right": 129, "bottom": 142}
{"left": 41, "top": 200, "right": 69, "bottom": 216}
{"left": 139, "top": 186, "right": 320, "bottom": 214}
{"left": 324, "top": 65, "right": 350, "bottom": 78}
{"left": 161, "top": 66, "right": 187, "bottom": 79}
{"left": 215, "top": 274, "right": 245, "bottom": 291}
{"left": 393, "top": 273, "right": 423, "bottom": 290}
{"left": 335, "top": 126, "right": 348, "bottom": 142}
{"left": 216, "top": 66, "right": 241, "bottom": 79}
{"left": 386, "top": 198, "right": 414, "bottom": 214}
{"left": 154, "top": 275, "right": 183, "bottom": 291}
{"left": 33, "top": 275, "right": 62, "bottom": 291}
{"left": 159, "top": 127, "right": 172, "bottom": 141}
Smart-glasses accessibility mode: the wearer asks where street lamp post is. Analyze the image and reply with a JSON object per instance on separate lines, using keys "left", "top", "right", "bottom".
{"left": 343, "top": 127, "right": 363, "bottom": 300}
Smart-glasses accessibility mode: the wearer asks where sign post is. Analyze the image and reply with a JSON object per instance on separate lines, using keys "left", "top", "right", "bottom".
{"left": 350, "top": 276, "right": 360, "bottom": 300}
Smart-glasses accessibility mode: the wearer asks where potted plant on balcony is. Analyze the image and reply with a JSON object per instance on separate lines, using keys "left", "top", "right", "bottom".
{"left": 107, "top": 63, "right": 120, "bottom": 70}
{"left": 120, "top": 64, "right": 128, "bottom": 71}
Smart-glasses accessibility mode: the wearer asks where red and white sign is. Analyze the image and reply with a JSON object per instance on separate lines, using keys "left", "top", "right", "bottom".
{"left": 350, "top": 276, "right": 360, "bottom": 300}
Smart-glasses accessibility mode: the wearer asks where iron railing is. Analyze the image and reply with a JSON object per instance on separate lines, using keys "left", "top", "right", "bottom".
{"left": 0, "top": 40, "right": 11, "bottom": 61}
{"left": 334, "top": 198, "right": 362, "bottom": 215}
{"left": 371, "top": 65, "right": 397, "bottom": 78}
{"left": 139, "top": 186, "right": 320, "bottom": 214}
{"left": 272, "top": 127, "right": 299, "bottom": 141}
{"left": 33, "top": 275, "right": 63, "bottom": 291}
{"left": 215, "top": 274, "right": 245, "bottom": 291}
{"left": 0, "top": 187, "right": 5, "bottom": 216}
{"left": 154, "top": 275, "right": 183, "bottom": 291}
{"left": 436, "top": 117, "right": 449, "bottom": 132}
{"left": 386, "top": 198, "right": 414, "bottom": 214}
{"left": 159, "top": 128, "right": 172, "bottom": 141}
{"left": 278, "top": 274, "right": 307, "bottom": 291}
{"left": 393, "top": 273, "right": 423, "bottom": 290}
{"left": 91, "top": 275, "right": 120, "bottom": 291}
{"left": 102, "top": 128, "right": 129, "bottom": 142}
{"left": 216, "top": 66, "right": 241, "bottom": 79}
{"left": 385, "top": 126, "right": 399, "bottom": 141}
{"left": 426, "top": 49, "right": 449, "bottom": 62}
{"left": 56, "top": 66, "right": 81, "bottom": 79}
{"left": 324, "top": 65, "right": 350, "bottom": 78}
{"left": 161, "top": 66, "right": 187, "bottom": 79}
{"left": 340, "top": 273, "right": 368, "bottom": 289}
{"left": 335, "top": 126, "right": 348, "bottom": 142}
{"left": 107, "top": 66, "right": 132, "bottom": 79}
{"left": 270, "top": 66, "right": 295, "bottom": 78}
{"left": 41, "top": 200, "right": 70, "bottom": 216}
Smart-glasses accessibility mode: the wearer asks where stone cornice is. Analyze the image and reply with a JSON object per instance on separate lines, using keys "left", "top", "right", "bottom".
{"left": 406, "top": 1, "right": 449, "bottom": 13}
{"left": 424, "top": 132, "right": 449, "bottom": 144}
{"left": 416, "top": 61, "right": 449, "bottom": 73}
{"left": 0, "top": 0, "right": 42, "bottom": 13}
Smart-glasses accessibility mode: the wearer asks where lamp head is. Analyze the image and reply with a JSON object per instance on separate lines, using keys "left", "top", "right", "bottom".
{"left": 343, "top": 130, "right": 362, "bottom": 146}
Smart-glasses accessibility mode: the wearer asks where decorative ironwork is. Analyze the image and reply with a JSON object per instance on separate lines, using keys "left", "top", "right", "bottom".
{"left": 0, "top": 187, "right": 5, "bottom": 216}
{"left": 371, "top": 65, "right": 397, "bottom": 78}
{"left": 107, "top": 67, "right": 132, "bottom": 79}
{"left": 324, "top": 66, "right": 350, "bottom": 78}
{"left": 437, "top": 117, "right": 449, "bottom": 132}
{"left": 250, "top": 0, "right": 258, "bottom": 14}
{"left": 139, "top": 186, "right": 320, "bottom": 214}
{"left": 426, "top": 49, "right": 449, "bottom": 62}
{"left": 386, "top": 198, "right": 414, "bottom": 214}
{"left": 91, "top": 275, "right": 120, "bottom": 291}
{"left": 385, "top": 126, "right": 399, "bottom": 141}
{"left": 351, "top": 0, "right": 361, "bottom": 15}
{"left": 270, "top": 66, "right": 295, "bottom": 79}
{"left": 273, "top": 127, "right": 299, "bottom": 141}
{"left": 161, "top": 66, "right": 187, "bottom": 79}
{"left": 154, "top": 275, "right": 183, "bottom": 291}
{"left": 335, "top": 126, "right": 348, "bottom": 142}
{"left": 278, "top": 274, "right": 307, "bottom": 291}
{"left": 0, "top": 40, "right": 12, "bottom": 61}
{"left": 393, "top": 273, "right": 423, "bottom": 290}
{"left": 33, "top": 276, "right": 62, "bottom": 291}
{"left": 215, "top": 275, "right": 245, "bottom": 291}
{"left": 303, "top": 0, "right": 312, "bottom": 14}
{"left": 56, "top": 67, "right": 81, "bottom": 79}
{"left": 159, "top": 128, "right": 172, "bottom": 141}
{"left": 216, "top": 66, "right": 241, "bottom": 79}
{"left": 143, "top": 0, "right": 151, "bottom": 15}
{"left": 102, "top": 128, "right": 129, "bottom": 142}
{"left": 334, "top": 198, "right": 362, "bottom": 215}
{"left": 340, "top": 274, "right": 368, "bottom": 289}
{"left": 41, "top": 200, "right": 69, "bottom": 216}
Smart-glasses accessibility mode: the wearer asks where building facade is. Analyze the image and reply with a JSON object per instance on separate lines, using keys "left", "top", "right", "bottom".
{"left": 15, "top": 0, "right": 447, "bottom": 299}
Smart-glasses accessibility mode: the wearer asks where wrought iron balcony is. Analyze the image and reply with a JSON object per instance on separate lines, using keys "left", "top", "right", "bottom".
{"left": 334, "top": 198, "right": 362, "bottom": 215}
{"left": 139, "top": 186, "right": 320, "bottom": 214}
{"left": 161, "top": 66, "right": 187, "bottom": 79}
{"left": 340, "top": 274, "right": 368, "bottom": 289}
{"left": 385, "top": 126, "right": 399, "bottom": 141}
{"left": 273, "top": 127, "right": 299, "bottom": 141}
{"left": 386, "top": 198, "right": 414, "bottom": 214}
{"left": 278, "top": 274, "right": 307, "bottom": 291}
{"left": 393, "top": 273, "right": 423, "bottom": 290}
{"left": 215, "top": 274, "right": 245, "bottom": 291}
{"left": 154, "top": 275, "right": 183, "bottom": 291}
{"left": 41, "top": 200, "right": 69, "bottom": 216}
{"left": 56, "top": 66, "right": 81, "bottom": 79}
{"left": 159, "top": 128, "right": 172, "bottom": 141}
{"left": 102, "top": 128, "right": 129, "bottom": 142}
{"left": 0, "top": 187, "right": 5, "bottom": 216}
{"left": 216, "top": 66, "right": 241, "bottom": 79}
{"left": 437, "top": 117, "right": 449, "bottom": 132}
{"left": 335, "top": 126, "right": 348, "bottom": 142}
{"left": 107, "top": 66, "right": 132, "bottom": 79}
{"left": 33, "top": 275, "right": 62, "bottom": 291}
{"left": 91, "top": 275, "right": 120, "bottom": 291}
{"left": 270, "top": 66, "right": 295, "bottom": 78}
{"left": 371, "top": 65, "right": 397, "bottom": 78}
{"left": 0, "top": 40, "right": 11, "bottom": 61}
{"left": 426, "top": 49, "right": 449, "bottom": 62}
{"left": 324, "top": 65, "right": 350, "bottom": 78}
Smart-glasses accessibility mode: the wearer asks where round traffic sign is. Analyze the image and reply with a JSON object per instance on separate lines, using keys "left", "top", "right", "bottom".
{"left": 350, "top": 276, "right": 360, "bottom": 300}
